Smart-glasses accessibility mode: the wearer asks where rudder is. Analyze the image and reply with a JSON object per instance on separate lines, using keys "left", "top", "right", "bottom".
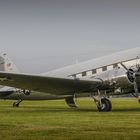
{"left": 0, "top": 54, "right": 19, "bottom": 73}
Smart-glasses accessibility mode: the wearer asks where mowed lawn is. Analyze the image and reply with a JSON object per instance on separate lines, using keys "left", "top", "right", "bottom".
{"left": 0, "top": 98, "right": 140, "bottom": 140}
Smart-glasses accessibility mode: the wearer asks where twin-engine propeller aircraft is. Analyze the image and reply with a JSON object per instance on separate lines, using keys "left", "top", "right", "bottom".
{"left": 0, "top": 47, "right": 140, "bottom": 112}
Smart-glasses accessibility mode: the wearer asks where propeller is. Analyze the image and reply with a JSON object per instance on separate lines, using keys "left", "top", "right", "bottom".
{"left": 120, "top": 62, "right": 140, "bottom": 98}
{"left": 120, "top": 63, "right": 135, "bottom": 82}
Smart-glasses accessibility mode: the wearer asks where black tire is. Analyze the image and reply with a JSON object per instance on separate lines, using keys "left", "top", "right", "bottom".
{"left": 13, "top": 102, "right": 19, "bottom": 108}
{"left": 97, "top": 98, "right": 112, "bottom": 112}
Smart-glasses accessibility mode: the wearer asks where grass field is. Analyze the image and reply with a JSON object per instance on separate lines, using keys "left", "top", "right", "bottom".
{"left": 0, "top": 98, "right": 140, "bottom": 140}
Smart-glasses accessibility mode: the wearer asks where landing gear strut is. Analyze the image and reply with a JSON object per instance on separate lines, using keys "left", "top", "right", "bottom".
{"left": 92, "top": 94, "right": 112, "bottom": 112}
{"left": 13, "top": 100, "right": 22, "bottom": 108}
{"left": 12, "top": 89, "right": 31, "bottom": 108}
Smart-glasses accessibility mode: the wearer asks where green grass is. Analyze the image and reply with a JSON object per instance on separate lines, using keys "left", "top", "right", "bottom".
{"left": 0, "top": 98, "right": 140, "bottom": 140}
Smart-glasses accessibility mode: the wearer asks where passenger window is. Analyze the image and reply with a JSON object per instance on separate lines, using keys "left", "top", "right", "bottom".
{"left": 92, "top": 69, "right": 97, "bottom": 74}
{"left": 82, "top": 72, "right": 86, "bottom": 77}
{"left": 102, "top": 66, "right": 107, "bottom": 71}
{"left": 113, "top": 64, "right": 118, "bottom": 69}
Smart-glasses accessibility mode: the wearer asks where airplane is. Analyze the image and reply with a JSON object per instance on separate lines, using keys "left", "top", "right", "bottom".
{"left": 0, "top": 47, "right": 140, "bottom": 112}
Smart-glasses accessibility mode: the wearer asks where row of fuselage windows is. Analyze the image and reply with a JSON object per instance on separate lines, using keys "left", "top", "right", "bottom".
{"left": 74, "top": 64, "right": 119, "bottom": 78}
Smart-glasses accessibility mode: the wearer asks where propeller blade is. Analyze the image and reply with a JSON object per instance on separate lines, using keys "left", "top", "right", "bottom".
{"left": 120, "top": 62, "right": 129, "bottom": 71}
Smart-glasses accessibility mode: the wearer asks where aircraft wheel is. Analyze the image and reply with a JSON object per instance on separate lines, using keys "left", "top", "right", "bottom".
{"left": 13, "top": 102, "right": 19, "bottom": 108}
{"left": 97, "top": 98, "right": 112, "bottom": 112}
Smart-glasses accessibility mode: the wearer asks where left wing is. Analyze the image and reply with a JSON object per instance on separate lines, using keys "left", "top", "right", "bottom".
{"left": 0, "top": 72, "right": 104, "bottom": 95}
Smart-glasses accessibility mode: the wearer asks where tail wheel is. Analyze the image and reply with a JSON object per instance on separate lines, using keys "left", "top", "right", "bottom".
{"left": 97, "top": 98, "right": 112, "bottom": 112}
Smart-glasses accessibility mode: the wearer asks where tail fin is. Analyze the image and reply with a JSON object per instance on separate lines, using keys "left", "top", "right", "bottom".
{"left": 0, "top": 54, "right": 19, "bottom": 73}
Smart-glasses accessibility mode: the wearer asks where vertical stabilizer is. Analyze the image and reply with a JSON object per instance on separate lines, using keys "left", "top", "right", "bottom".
{"left": 0, "top": 54, "right": 19, "bottom": 73}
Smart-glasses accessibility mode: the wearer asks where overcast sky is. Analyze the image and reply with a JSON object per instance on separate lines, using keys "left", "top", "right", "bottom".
{"left": 0, "top": 0, "right": 140, "bottom": 73}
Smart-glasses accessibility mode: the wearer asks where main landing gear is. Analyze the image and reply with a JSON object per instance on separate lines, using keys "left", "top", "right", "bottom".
{"left": 97, "top": 98, "right": 112, "bottom": 112}
{"left": 92, "top": 91, "right": 112, "bottom": 112}
{"left": 12, "top": 89, "right": 31, "bottom": 108}
{"left": 13, "top": 100, "right": 22, "bottom": 108}
{"left": 65, "top": 96, "right": 77, "bottom": 108}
